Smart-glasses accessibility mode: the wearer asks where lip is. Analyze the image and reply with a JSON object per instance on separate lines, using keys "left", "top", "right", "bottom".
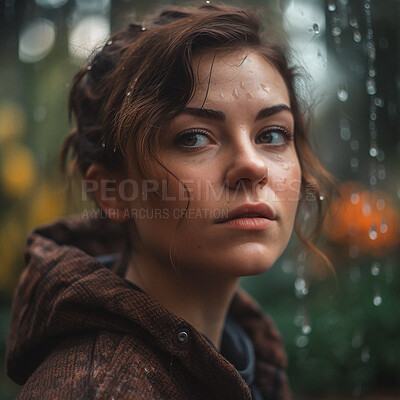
{"left": 214, "top": 203, "right": 277, "bottom": 230}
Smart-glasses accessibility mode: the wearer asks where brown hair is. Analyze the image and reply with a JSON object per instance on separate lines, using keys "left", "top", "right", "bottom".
{"left": 61, "top": 3, "right": 336, "bottom": 275}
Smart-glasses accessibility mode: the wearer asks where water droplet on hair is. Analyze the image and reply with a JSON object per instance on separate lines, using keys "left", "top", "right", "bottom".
{"left": 141, "top": 27, "right": 147, "bottom": 31}
{"left": 319, "top": 195, "right": 324, "bottom": 201}
{"left": 107, "top": 40, "right": 112, "bottom": 46}
{"left": 353, "top": 31, "right": 362, "bottom": 42}
{"left": 232, "top": 89, "right": 238, "bottom": 98}
{"left": 371, "top": 262, "right": 380, "bottom": 276}
{"left": 205, "top": 0, "right": 211, "bottom": 3}
{"left": 126, "top": 90, "right": 132, "bottom": 96}
{"left": 87, "top": 65, "right": 92, "bottom": 71}
{"left": 327, "top": 0, "right": 336, "bottom": 11}
{"left": 101, "top": 142, "right": 106, "bottom": 148}
{"left": 337, "top": 86, "right": 348, "bottom": 102}
{"left": 368, "top": 225, "right": 378, "bottom": 240}
{"left": 332, "top": 27, "right": 341, "bottom": 37}
{"left": 113, "top": 147, "right": 117, "bottom": 153}
{"left": 312, "top": 23, "right": 320, "bottom": 34}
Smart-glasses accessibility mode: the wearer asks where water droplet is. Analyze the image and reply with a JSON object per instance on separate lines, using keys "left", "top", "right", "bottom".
{"left": 126, "top": 90, "right": 132, "bottom": 96}
{"left": 101, "top": 142, "right": 106, "bottom": 148}
{"left": 276, "top": 155, "right": 283, "bottom": 161}
{"left": 374, "top": 97, "right": 384, "bottom": 107}
{"left": 294, "top": 277, "right": 308, "bottom": 298}
{"left": 362, "top": 202, "right": 371, "bottom": 216}
{"left": 368, "top": 67, "right": 376, "bottom": 77}
{"left": 337, "top": 86, "right": 348, "bottom": 102}
{"left": 232, "top": 88, "right": 238, "bottom": 98}
{"left": 281, "top": 163, "right": 289, "bottom": 170}
{"left": 369, "top": 145, "right": 378, "bottom": 157}
{"left": 219, "top": 92, "right": 224, "bottom": 99}
{"left": 380, "top": 221, "right": 388, "bottom": 234}
{"left": 349, "top": 265, "right": 360, "bottom": 283}
{"left": 377, "top": 150, "right": 385, "bottom": 161}
{"left": 349, "top": 18, "right": 359, "bottom": 28}
{"left": 332, "top": 27, "right": 341, "bottom": 37}
{"left": 370, "top": 175, "right": 377, "bottom": 186}
{"left": 302, "top": 325, "right": 312, "bottom": 335}
{"left": 351, "top": 330, "right": 363, "bottom": 348}
{"left": 361, "top": 347, "right": 370, "bottom": 362}
{"left": 371, "top": 262, "right": 380, "bottom": 276}
{"left": 328, "top": 0, "right": 336, "bottom": 11}
{"left": 87, "top": 65, "right": 92, "bottom": 70}
{"left": 368, "top": 225, "right": 378, "bottom": 240}
{"left": 364, "top": 2, "right": 370, "bottom": 9}
{"left": 350, "top": 140, "right": 359, "bottom": 151}
{"left": 340, "top": 127, "right": 351, "bottom": 140}
{"left": 366, "top": 79, "right": 377, "bottom": 95}
{"left": 205, "top": 0, "right": 211, "bottom": 3}
{"left": 319, "top": 195, "right": 324, "bottom": 201}
{"left": 312, "top": 23, "right": 320, "bottom": 34}
{"left": 296, "top": 335, "right": 309, "bottom": 348}
{"left": 353, "top": 31, "right": 362, "bottom": 43}
{"left": 141, "top": 27, "right": 147, "bottom": 31}
{"left": 350, "top": 157, "right": 359, "bottom": 169}
{"left": 376, "top": 198, "right": 385, "bottom": 210}
{"left": 246, "top": 92, "right": 252, "bottom": 99}
{"left": 351, "top": 192, "right": 360, "bottom": 204}
{"left": 378, "top": 165, "right": 386, "bottom": 180}
{"left": 107, "top": 40, "right": 112, "bottom": 45}
{"left": 373, "top": 294, "right": 382, "bottom": 306}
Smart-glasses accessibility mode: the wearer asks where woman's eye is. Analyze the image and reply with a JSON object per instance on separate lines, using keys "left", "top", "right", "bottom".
{"left": 177, "top": 131, "right": 211, "bottom": 148}
{"left": 256, "top": 128, "right": 291, "bottom": 145}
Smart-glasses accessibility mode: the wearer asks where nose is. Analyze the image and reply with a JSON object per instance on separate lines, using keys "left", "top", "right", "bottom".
{"left": 224, "top": 142, "right": 268, "bottom": 191}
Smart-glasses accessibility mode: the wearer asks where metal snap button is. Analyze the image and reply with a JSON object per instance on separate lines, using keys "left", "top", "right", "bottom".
{"left": 174, "top": 328, "right": 190, "bottom": 346}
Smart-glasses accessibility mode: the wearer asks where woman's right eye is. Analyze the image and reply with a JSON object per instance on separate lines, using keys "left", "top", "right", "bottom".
{"left": 176, "top": 130, "right": 211, "bottom": 149}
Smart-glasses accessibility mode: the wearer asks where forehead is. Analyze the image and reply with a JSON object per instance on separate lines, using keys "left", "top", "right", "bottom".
{"left": 190, "top": 50, "right": 290, "bottom": 106}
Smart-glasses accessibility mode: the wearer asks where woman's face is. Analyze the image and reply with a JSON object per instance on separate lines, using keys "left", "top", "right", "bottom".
{"left": 130, "top": 50, "right": 301, "bottom": 278}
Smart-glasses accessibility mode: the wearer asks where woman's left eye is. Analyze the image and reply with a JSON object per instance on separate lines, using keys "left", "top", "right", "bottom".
{"left": 256, "top": 128, "right": 292, "bottom": 146}
{"left": 176, "top": 130, "right": 211, "bottom": 148}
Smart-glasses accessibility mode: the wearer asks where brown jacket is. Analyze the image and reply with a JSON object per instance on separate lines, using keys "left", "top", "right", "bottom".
{"left": 6, "top": 215, "right": 291, "bottom": 399}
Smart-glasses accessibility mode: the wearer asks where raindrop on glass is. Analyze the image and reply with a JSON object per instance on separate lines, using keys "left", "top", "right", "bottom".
{"left": 350, "top": 140, "right": 359, "bottom": 151}
{"left": 312, "top": 23, "right": 320, "bottom": 34}
{"left": 370, "top": 175, "right": 377, "bottom": 186}
{"left": 378, "top": 165, "right": 386, "bottom": 180}
{"left": 380, "top": 220, "right": 388, "bottom": 234}
{"left": 373, "top": 294, "right": 382, "bottom": 306}
{"left": 361, "top": 347, "right": 370, "bottom": 363}
{"left": 368, "top": 225, "right": 378, "bottom": 240}
{"left": 366, "top": 79, "right": 377, "bottom": 95}
{"left": 350, "top": 266, "right": 361, "bottom": 283}
{"left": 351, "top": 330, "right": 363, "bottom": 348}
{"left": 362, "top": 202, "right": 371, "bottom": 216}
{"left": 294, "top": 277, "right": 308, "bottom": 298}
{"left": 370, "top": 262, "right": 380, "bottom": 276}
{"left": 337, "top": 86, "right": 348, "bottom": 102}
{"left": 374, "top": 97, "right": 384, "bottom": 108}
{"left": 376, "top": 198, "right": 385, "bottom": 210}
{"left": 327, "top": 0, "right": 336, "bottom": 11}
{"left": 340, "top": 127, "right": 351, "bottom": 140}
{"left": 349, "top": 17, "right": 359, "bottom": 28}
{"left": 296, "top": 335, "right": 309, "bottom": 348}
{"left": 332, "top": 27, "right": 341, "bottom": 37}
{"left": 369, "top": 145, "right": 378, "bottom": 157}
{"left": 350, "top": 157, "right": 359, "bottom": 169}
{"left": 353, "top": 31, "right": 362, "bottom": 43}
{"left": 302, "top": 324, "right": 312, "bottom": 335}
{"left": 368, "top": 67, "right": 376, "bottom": 77}
{"left": 349, "top": 245, "right": 359, "bottom": 258}
{"left": 319, "top": 195, "right": 324, "bottom": 201}
{"left": 351, "top": 192, "right": 360, "bottom": 204}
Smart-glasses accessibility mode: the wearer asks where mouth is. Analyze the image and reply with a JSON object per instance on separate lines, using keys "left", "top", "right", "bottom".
{"left": 214, "top": 203, "right": 277, "bottom": 225}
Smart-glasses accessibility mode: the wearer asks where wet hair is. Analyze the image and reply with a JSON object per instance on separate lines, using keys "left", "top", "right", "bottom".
{"left": 61, "top": 3, "right": 336, "bottom": 275}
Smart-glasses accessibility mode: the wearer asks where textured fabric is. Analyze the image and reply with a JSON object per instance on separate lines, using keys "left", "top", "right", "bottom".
{"left": 6, "top": 214, "right": 292, "bottom": 400}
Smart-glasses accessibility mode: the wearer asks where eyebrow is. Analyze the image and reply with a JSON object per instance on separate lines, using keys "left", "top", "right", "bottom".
{"left": 180, "top": 104, "right": 293, "bottom": 122}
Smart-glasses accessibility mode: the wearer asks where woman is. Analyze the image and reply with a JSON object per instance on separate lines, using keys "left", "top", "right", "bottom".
{"left": 6, "top": 3, "right": 333, "bottom": 399}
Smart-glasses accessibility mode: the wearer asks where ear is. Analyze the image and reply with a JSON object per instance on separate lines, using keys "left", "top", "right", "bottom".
{"left": 85, "top": 164, "right": 131, "bottom": 223}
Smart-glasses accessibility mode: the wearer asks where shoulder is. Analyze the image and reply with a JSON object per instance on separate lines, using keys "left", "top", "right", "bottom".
{"left": 15, "top": 330, "right": 183, "bottom": 400}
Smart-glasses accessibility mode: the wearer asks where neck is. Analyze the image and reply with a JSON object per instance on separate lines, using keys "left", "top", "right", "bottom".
{"left": 125, "top": 248, "right": 240, "bottom": 351}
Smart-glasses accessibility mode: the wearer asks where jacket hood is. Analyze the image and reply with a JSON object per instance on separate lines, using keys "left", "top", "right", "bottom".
{"left": 6, "top": 214, "right": 288, "bottom": 390}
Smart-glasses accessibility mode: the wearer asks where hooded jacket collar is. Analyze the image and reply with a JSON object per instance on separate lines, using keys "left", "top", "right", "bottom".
{"left": 6, "top": 214, "right": 290, "bottom": 399}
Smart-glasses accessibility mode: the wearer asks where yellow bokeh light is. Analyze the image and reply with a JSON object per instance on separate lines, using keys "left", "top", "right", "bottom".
{"left": 0, "top": 103, "right": 26, "bottom": 143}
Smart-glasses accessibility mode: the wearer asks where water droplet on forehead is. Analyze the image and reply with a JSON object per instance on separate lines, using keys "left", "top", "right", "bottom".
{"left": 240, "top": 81, "right": 245, "bottom": 89}
{"left": 232, "top": 88, "right": 238, "bottom": 98}
{"left": 260, "top": 83, "right": 270, "bottom": 93}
